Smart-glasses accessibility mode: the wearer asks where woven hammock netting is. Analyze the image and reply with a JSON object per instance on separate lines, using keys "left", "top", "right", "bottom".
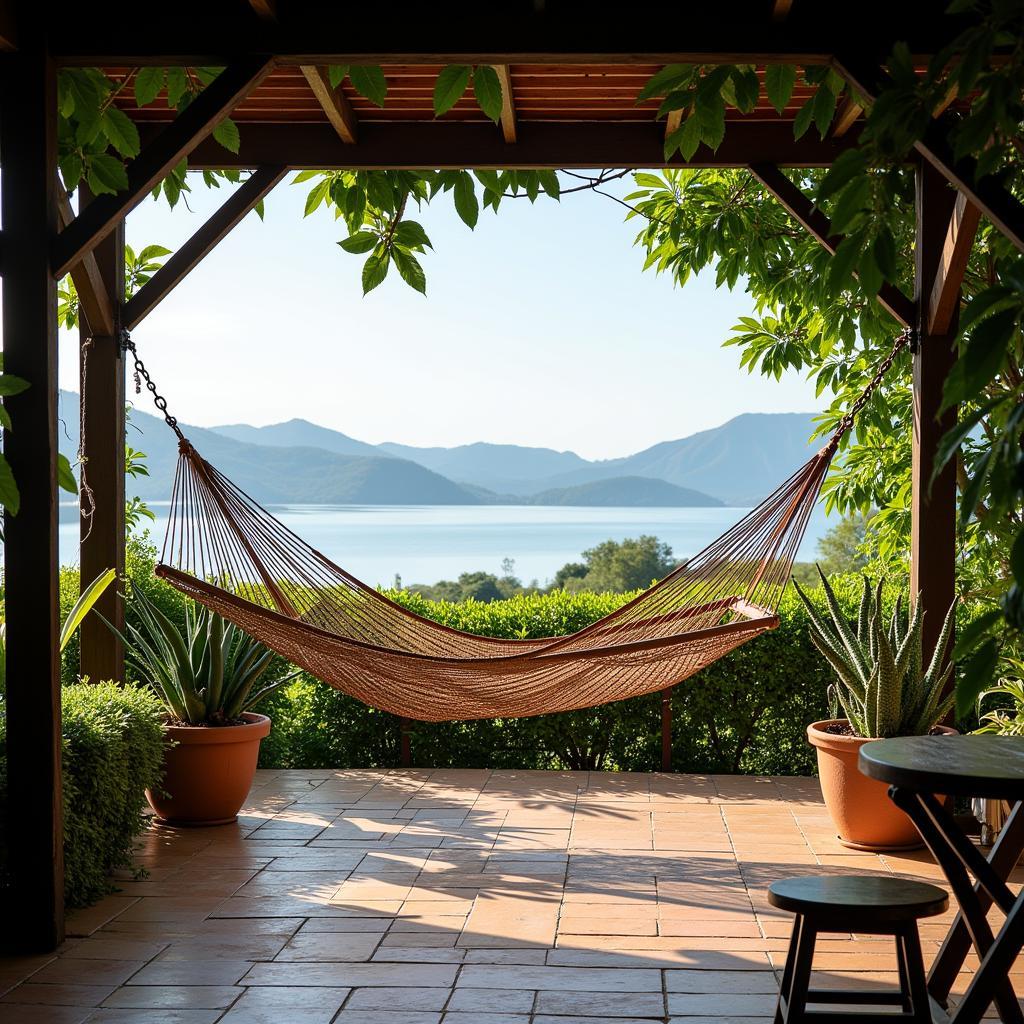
{"left": 154, "top": 435, "right": 835, "bottom": 722}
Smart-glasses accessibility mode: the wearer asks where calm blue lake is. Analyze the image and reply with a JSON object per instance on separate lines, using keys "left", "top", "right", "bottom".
{"left": 59, "top": 502, "right": 830, "bottom": 588}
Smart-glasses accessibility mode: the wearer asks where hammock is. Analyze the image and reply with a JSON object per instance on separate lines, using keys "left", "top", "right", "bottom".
{"left": 130, "top": 332, "right": 908, "bottom": 723}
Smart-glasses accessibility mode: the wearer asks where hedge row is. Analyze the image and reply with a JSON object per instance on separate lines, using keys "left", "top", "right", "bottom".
{"left": 0, "top": 681, "right": 165, "bottom": 907}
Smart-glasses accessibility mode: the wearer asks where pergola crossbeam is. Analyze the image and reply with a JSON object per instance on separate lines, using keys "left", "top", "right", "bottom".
{"left": 123, "top": 165, "right": 287, "bottom": 330}
{"left": 51, "top": 56, "right": 275, "bottom": 279}
{"left": 301, "top": 65, "right": 358, "bottom": 144}
{"left": 176, "top": 120, "right": 862, "bottom": 171}
{"left": 749, "top": 162, "right": 915, "bottom": 327}
{"left": 928, "top": 192, "right": 981, "bottom": 336}
{"left": 56, "top": 189, "right": 116, "bottom": 336}
{"left": 834, "top": 56, "right": 1024, "bottom": 254}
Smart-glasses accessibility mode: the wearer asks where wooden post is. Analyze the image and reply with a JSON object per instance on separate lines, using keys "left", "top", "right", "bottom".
{"left": 911, "top": 160, "right": 958, "bottom": 665}
{"left": 79, "top": 198, "right": 126, "bottom": 685}
{"left": 660, "top": 686, "right": 673, "bottom": 772}
{"left": 398, "top": 718, "right": 412, "bottom": 768}
{"left": 0, "top": 44, "right": 64, "bottom": 951}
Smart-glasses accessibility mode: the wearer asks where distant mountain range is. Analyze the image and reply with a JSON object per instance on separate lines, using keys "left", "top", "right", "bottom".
{"left": 57, "top": 392, "right": 817, "bottom": 507}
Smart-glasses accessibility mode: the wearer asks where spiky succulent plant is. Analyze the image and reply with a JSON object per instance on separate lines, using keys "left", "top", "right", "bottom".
{"left": 794, "top": 571, "right": 956, "bottom": 738}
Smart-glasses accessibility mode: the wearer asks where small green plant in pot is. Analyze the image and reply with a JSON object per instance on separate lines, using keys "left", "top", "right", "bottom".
{"left": 795, "top": 571, "right": 957, "bottom": 851}
{"left": 118, "top": 588, "right": 298, "bottom": 826}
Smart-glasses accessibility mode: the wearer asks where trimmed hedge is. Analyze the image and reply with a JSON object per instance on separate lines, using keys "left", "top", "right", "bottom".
{"left": 0, "top": 681, "right": 165, "bottom": 907}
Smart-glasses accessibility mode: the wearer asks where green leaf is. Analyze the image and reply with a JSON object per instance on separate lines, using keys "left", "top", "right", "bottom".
{"left": 338, "top": 231, "right": 379, "bottom": 254}
{"left": 637, "top": 64, "right": 694, "bottom": 102}
{"left": 472, "top": 65, "right": 503, "bottom": 122}
{"left": 811, "top": 85, "right": 837, "bottom": 138}
{"left": 1013, "top": 532, "right": 1024, "bottom": 585}
{"left": 60, "top": 568, "right": 116, "bottom": 652}
{"left": 765, "top": 64, "right": 796, "bottom": 114}
{"left": 826, "top": 234, "right": 862, "bottom": 293}
{"left": 392, "top": 220, "right": 432, "bottom": 250}
{"left": 361, "top": 250, "right": 390, "bottom": 294}
{"left": 944, "top": 307, "right": 1016, "bottom": 407}
{"left": 956, "top": 637, "right": 1000, "bottom": 719}
{"left": 953, "top": 608, "right": 1004, "bottom": 661}
{"left": 675, "top": 115, "right": 703, "bottom": 160}
{"left": 328, "top": 65, "right": 349, "bottom": 89}
{"left": 101, "top": 106, "right": 141, "bottom": 158}
{"left": 392, "top": 247, "right": 427, "bottom": 294}
{"left": 473, "top": 169, "right": 502, "bottom": 193}
{"left": 0, "top": 374, "right": 30, "bottom": 398}
{"left": 165, "top": 67, "right": 190, "bottom": 108}
{"left": 792, "top": 97, "right": 815, "bottom": 140}
{"left": 137, "top": 244, "right": 173, "bottom": 263}
{"left": 538, "top": 170, "right": 560, "bottom": 200}
{"left": 0, "top": 454, "right": 19, "bottom": 514}
{"left": 453, "top": 171, "right": 479, "bottom": 229}
{"left": 349, "top": 65, "right": 387, "bottom": 108}
{"left": 87, "top": 153, "right": 129, "bottom": 196}
{"left": 434, "top": 65, "right": 472, "bottom": 116}
{"left": 212, "top": 117, "right": 240, "bottom": 154}
{"left": 134, "top": 67, "right": 165, "bottom": 107}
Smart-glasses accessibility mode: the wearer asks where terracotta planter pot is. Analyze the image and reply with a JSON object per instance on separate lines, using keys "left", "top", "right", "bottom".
{"left": 807, "top": 719, "right": 957, "bottom": 852}
{"left": 147, "top": 713, "right": 271, "bottom": 826}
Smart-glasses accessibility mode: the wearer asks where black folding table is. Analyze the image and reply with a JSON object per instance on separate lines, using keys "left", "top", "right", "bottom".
{"left": 860, "top": 735, "right": 1024, "bottom": 1024}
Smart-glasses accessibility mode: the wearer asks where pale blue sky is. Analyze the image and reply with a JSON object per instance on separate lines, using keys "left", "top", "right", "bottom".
{"left": 59, "top": 172, "right": 823, "bottom": 461}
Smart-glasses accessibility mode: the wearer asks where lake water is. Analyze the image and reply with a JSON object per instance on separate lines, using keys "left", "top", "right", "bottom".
{"left": 59, "top": 502, "right": 830, "bottom": 587}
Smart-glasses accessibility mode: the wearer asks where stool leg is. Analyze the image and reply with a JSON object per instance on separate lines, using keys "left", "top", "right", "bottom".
{"left": 785, "top": 916, "right": 817, "bottom": 1024}
{"left": 896, "top": 930, "right": 913, "bottom": 1012}
{"left": 899, "top": 923, "right": 932, "bottom": 1024}
{"left": 775, "top": 914, "right": 802, "bottom": 1024}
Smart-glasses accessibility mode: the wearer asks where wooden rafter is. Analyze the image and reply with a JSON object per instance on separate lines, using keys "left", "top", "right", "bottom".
{"left": 56, "top": 190, "right": 115, "bottom": 336}
{"left": 831, "top": 96, "right": 862, "bottom": 138}
{"left": 772, "top": 0, "right": 794, "bottom": 21}
{"left": 248, "top": 0, "right": 277, "bottom": 21}
{"left": 175, "top": 120, "right": 863, "bottom": 171}
{"left": 301, "top": 66, "right": 358, "bottom": 144}
{"left": 928, "top": 191, "right": 981, "bottom": 336}
{"left": 494, "top": 64, "right": 516, "bottom": 143}
{"left": 123, "top": 165, "right": 287, "bottom": 329}
{"left": 834, "top": 56, "right": 1024, "bottom": 254}
{"left": 51, "top": 56, "right": 275, "bottom": 279}
{"left": 749, "top": 162, "right": 915, "bottom": 327}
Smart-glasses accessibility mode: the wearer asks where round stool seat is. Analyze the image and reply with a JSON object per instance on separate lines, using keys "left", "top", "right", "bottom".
{"left": 769, "top": 875, "right": 948, "bottom": 922}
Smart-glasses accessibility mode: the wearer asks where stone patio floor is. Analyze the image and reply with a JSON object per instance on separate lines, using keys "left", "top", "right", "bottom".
{"left": 0, "top": 769, "right": 1020, "bottom": 1023}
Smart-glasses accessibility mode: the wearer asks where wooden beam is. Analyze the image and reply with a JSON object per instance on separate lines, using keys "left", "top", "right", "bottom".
{"left": 0, "top": 0, "right": 16, "bottom": 50}
{"left": 56, "top": 190, "right": 115, "bottom": 336}
{"left": 494, "top": 64, "right": 516, "bottom": 143}
{"left": 911, "top": 160, "right": 958, "bottom": 666}
{"left": 300, "top": 66, "right": 358, "bottom": 144}
{"left": 123, "top": 166, "right": 287, "bottom": 329}
{"left": 928, "top": 192, "right": 981, "bottom": 336}
{"left": 177, "top": 119, "right": 864, "bottom": 171}
{"left": 51, "top": 56, "right": 274, "bottom": 279}
{"left": 748, "top": 162, "right": 915, "bottom": 327}
{"left": 248, "top": 0, "right": 277, "bottom": 20}
{"left": 78, "top": 191, "right": 125, "bottom": 689}
{"left": 772, "top": 0, "right": 794, "bottom": 21}
{"left": 831, "top": 96, "right": 862, "bottom": 138}
{"left": 834, "top": 56, "right": 1024, "bottom": 254}
{"left": 0, "top": 44, "right": 64, "bottom": 953}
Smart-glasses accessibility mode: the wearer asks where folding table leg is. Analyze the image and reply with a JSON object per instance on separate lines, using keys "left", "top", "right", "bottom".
{"left": 784, "top": 918, "right": 817, "bottom": 1024}
{"left": 930, "top": 801, "right": 1024, "bottom": 1004}
{"left": 890, "top": 788, "right": 1024, "bottom": 1024}
{"left": 951, "top": 895, "right": 1024, "bottom": 1024}
{"left": 775, "top": 914, "right": 803, "bottom": 1024}
{"left": 899, "top": 924, "right": 933, "bottom": 1024}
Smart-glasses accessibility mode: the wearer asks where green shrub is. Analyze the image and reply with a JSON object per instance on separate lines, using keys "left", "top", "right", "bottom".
{"left": 0, "top": 681, "right": 166, "bottom": 908}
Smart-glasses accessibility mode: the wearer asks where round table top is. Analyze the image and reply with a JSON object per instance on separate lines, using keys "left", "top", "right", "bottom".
{"left": 859, "top": 735, "right": 1024, "bottom": 799}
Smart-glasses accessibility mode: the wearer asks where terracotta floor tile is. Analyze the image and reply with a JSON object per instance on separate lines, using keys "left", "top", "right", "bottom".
{"left": 1, "top": 983, "right": 117, "bottom": 1006}
{"left": 0, "top": 1006, "right": 94, "bottom": 1023}
{"left": 100, "top": 985, "right": 241, "bottom": 1009}
{"left": 345, "top": 986, "right": 451, "bottom": 1010}
{"left": 274, "top": 931, "right": 382, "bottom": 961}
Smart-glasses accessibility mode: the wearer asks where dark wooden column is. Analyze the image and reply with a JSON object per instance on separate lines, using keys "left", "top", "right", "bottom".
{"left": 660, "top": 687, "right": 673, "bottom": 772}
{"left": 0, "top": 44, "right": 64, "bottom": 951}
{"left": 911, "top": 160, "right": 958, "bottom": 664}
{"left": 78, "top": 204, "right": 126, "bottom": 684}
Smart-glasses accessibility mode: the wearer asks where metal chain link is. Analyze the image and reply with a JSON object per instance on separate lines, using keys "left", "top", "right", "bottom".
{"left": 120, "top": 330, "right": 185, "bottom": 442}
{"left": 826, "top": 327, "right": 915, "bottom": 448}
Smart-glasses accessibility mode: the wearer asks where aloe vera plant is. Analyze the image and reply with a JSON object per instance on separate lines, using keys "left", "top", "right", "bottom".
{"left": 793, "top": 571, "right": 957, "bottom": 738}
{"left": 118, "top": 588, "right": 298, "bottom": 725}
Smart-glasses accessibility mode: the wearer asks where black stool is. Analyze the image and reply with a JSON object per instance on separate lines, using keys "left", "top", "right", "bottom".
{"left": 768, "top": 875, "right": 948, "bottom": 1024}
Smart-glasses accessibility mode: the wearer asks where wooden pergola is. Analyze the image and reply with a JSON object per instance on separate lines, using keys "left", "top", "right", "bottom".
{"left": 2, "top": 0, "right": 1020, "bottom": 953}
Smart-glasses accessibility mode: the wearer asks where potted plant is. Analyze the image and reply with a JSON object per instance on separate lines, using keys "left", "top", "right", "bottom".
{"left": 118, "top": 589, "right": 297, "bottom": 826}
{"left": 795, "top": 572, "right": 957, "bottom": 851}
{"left": 972, "top": 667, "right": 1024, "bottom": 845}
